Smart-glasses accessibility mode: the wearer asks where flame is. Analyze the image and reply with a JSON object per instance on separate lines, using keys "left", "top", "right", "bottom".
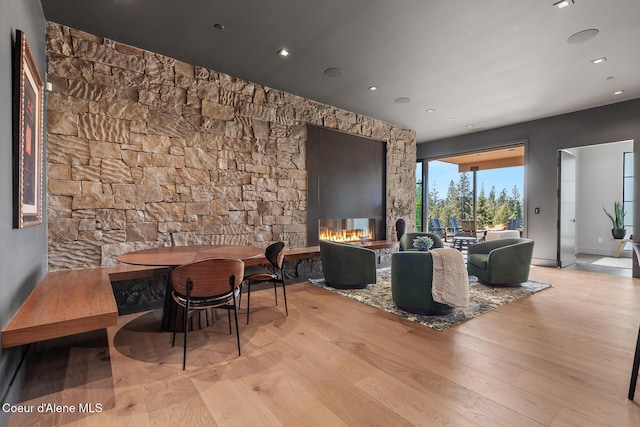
{"left": 320, "top": 228, "right": 373, "bottom": 242}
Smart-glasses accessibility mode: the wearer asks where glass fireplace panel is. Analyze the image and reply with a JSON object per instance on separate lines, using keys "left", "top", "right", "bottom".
{"left": 319, "top": 218, "right": 375, "bottom": 242}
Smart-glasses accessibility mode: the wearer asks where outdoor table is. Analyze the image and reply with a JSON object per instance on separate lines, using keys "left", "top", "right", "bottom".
{"left": 450, "top": 236, "right": 478, "bottom": 251}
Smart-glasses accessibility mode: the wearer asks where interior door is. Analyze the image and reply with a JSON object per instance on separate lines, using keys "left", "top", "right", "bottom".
{"left": 558, "top": 150, "right": 577, "bottom": 267}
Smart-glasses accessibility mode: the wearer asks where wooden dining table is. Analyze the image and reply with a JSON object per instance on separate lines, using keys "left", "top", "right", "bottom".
{"left": 117, "top": 245, "right": 265, "bottom": 331}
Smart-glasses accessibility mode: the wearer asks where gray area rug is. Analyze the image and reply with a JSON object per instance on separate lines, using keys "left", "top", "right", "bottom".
{"left": 309, "top": 267, "right": 551, "bottom": 331}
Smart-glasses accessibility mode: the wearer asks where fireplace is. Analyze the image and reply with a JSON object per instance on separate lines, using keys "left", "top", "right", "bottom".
{"left": 306, "top": 125, "right": 387, "bottom": 247}
{"left": 319, "top": 218, "right": 375, "bottom": 242}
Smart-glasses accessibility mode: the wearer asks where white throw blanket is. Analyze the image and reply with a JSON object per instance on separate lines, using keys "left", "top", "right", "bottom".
{"left": 430, "top": 248, "right": 469, "bottom": 308}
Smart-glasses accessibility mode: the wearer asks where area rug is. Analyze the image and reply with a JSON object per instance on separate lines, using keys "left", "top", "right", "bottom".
{"left": 591, "top": 257, "right": 632, "bottom": 269}
{"left": 308, "top": 268, "right": 550, "bottom": 331}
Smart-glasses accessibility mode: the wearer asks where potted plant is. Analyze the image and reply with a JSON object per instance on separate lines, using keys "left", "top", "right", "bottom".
{"left": 603, "top": 201, "right": 626, "bottom": 239}
{"left": 413, "top": 235, "right": 434, "bottom": 251}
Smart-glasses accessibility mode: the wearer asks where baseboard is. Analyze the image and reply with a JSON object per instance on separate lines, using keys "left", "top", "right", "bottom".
{"left": 577, "top": 247, "right": 632, "bottom": 257}
{"left": 532, "top": 257, "right": 557, "bottom": 267}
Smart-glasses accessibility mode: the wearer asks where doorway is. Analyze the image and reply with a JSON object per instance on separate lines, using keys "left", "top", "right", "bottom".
{"left": 422, "top": 145, "right": 525, "bottom": 236}
{"left": 556, "top": 140, "right": 634, "bottom": 275}
{"left": 557, "top": 149, "right": 577, "bottom": 267}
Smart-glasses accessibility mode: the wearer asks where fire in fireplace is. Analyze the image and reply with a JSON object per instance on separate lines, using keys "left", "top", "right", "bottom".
{"left": 319, "top": 218, "right": 375, "bottom": 242}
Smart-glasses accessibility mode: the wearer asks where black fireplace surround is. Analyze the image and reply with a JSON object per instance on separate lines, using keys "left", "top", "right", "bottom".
{"left": 306, "top": 125, "right": 386, "bottom": 246}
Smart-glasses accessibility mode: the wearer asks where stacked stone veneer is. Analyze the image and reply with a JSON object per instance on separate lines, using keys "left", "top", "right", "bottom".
{"left": 45, "top": 22, "right": 417, "bottom": 270}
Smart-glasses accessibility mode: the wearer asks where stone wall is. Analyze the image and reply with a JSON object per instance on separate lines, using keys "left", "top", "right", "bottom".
{"left": 45, "top": 22, "right": 417, "bottom": 270}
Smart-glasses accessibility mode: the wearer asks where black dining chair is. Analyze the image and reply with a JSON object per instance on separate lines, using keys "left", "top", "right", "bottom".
{"left": 629, "top": 242, "right": 640, "bottom": 399}
{"left": 171, "top": 257, "right": 244, "bottom": 370}
{"left": 241, "top": 241, "right": 288, "bottom": 324}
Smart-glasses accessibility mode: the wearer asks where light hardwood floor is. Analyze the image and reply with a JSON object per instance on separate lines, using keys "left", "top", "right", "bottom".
{"left": 8, "top": 266, "right": 640, "bottom": 426}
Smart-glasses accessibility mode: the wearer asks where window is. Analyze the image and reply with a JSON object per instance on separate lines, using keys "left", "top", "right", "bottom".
{"left": 426, "top": 159, "right": 523, "bottom": 230}
{"left": 623, "top": 151, "right": 634, "bottom": 236}
{"left": 416, "top": 161, "right": 424, "bottom": 231}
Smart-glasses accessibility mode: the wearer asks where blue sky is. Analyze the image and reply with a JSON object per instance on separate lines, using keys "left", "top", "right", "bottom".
{"left": 419, "top": 161, "right": 524, "bottom": 199}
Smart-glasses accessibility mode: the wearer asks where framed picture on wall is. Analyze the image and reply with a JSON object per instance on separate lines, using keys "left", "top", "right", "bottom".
{"left": 13, "top": 30, "right": 44, "bottom": 228}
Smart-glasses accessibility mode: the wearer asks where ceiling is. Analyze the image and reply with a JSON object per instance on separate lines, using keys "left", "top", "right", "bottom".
{"left": 40, "top": 0, "right": 640, "bottom": 144}
{"left": 437, "top": 146, "right": 525, "bottom": 172}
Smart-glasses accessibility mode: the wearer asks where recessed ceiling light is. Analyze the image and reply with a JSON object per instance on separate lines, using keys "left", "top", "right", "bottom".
{"left": 466, "top": 125, "right": 474, "bottom": 129}
{"left": 591, "top": 57, "right": 607, "bottom": 64}
{"left": 567, "top": 29, "right": 599, "bottom": 44}
{"left": 426, "top": 109, "right": 436, "bottom": 113}
{"left": 277, "top": 48, "right": 290, "bottom": 57}
{"left": 612, "top": 90, "right": 624, "bottom": 95}
{"left": 554, "top": 0, "right": 574, "bottom": 9}
{"left": 324, "top": 67, "right": 343, "bottom": 77}
{"left": 394, "top": 97, "right": 410, "bottom": 104}
{"left": 367, "top": 86, "right": 378, "bottom": 91}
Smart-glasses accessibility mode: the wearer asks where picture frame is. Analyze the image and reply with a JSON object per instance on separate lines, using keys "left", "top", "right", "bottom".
{"left": 13, "top": 30, "right": 44, "bottom": 228}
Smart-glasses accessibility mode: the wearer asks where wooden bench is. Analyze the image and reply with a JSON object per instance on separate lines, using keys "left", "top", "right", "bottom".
{"left": 1, "top": 265, "right": 167, "bottom": 349}
{"left": 244, "top": 240, "right": 398, "bottom": 266}
{"left": 2, "top": 241, "right": 396, "bottom": 349}
{"left": 290, "top": 240, "right": 396, "bottom": 261}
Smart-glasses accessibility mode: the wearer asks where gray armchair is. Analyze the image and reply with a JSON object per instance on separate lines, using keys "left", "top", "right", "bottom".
{"left": 466, "top": 238, "right": 534, "bottom": 286}
{"left": 399, "top": 232, "right": 444, "bottom": 251}
{"left": 319, "top": 240, "right": 377, "bottom": 289}
{"left": 391, "top": 251, "right": 454, "bottom": 315}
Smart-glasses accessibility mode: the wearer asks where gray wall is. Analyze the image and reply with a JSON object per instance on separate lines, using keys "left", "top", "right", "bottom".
{"left": 417, "top": 98, "right": 640, "bottom": 267}
{"left": 0, "top": 0, "right": 47, "bottom": 421}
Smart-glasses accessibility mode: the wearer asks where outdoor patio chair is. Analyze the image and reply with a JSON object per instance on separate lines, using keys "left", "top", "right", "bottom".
{"left": 459, "top": 219, "right": 483, "bottom": 239}
{"left": 449, "top": 218, "right": 462, "bottom": 238}
{"left": 431, "top": 218, "right": 447, "bottom": 240}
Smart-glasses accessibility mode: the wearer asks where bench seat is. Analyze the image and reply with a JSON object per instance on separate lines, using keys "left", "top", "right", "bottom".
{"left": 1, "top": 265, "right": 167, "bottom": 349}
{"left": 2, "top": 241, "right": 396, "bottom": 349}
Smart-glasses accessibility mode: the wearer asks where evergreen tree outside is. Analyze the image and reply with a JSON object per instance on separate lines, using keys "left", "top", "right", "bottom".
{"left": 509, "top": 185, "right": 523, "bottom": 222}
{"left": 427, "top": 181, "right": 445, "bottom": 232}
{"left": 444, "top": 180, "right": 460, "bottom": 225}
{"left": 458, "top": 173, "right": 474, "bottom": 220}
{"left": 476, "top": 184, "right": 490, "bottom": 228}
{"left": 416, "top": 177, "right": 423, "bottom": 231}
{"left": 424, "top": 163, "right": 524, "bottom": 231}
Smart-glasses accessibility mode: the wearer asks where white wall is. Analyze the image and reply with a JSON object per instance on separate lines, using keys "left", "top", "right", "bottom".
{"left": 576, "top": 140, "right": 633, "bottom": 256}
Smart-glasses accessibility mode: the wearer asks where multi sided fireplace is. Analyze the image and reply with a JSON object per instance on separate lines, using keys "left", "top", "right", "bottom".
{"left": 319, "top": 218, "right": 375, "bottom": 242}
{"left": 306, "top": 125, "right": 386, "bottom": 246}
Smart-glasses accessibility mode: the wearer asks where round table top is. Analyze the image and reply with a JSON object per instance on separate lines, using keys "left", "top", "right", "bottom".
{"left": 116, "top": 245, "right": 264, "bottom": 267}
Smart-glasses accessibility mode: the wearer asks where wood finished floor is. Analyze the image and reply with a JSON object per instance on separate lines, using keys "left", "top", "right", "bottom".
{"left": 9, "top": 266, "right": 640, "bottom": 426}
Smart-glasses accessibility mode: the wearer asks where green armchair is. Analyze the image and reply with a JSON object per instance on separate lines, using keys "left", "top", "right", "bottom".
{"left": 319, "top": 240, "right": 377, "bottom": 289}
{"left": 466, "top": 238, "right": 534, "bottom": 286}
{"left": 399, "top": 232, "right": 444, "bottom": 251}
{"left": 391, "top": 251, "right": 453, "bottom": 315}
